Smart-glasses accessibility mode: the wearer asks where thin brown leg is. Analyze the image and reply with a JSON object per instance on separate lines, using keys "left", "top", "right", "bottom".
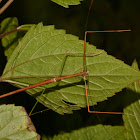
{"left": 83, "top": 29, "right": 135, "bottom": 117}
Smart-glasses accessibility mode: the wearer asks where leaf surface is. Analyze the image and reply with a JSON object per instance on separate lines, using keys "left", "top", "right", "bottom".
{"left": 42, "top": 125, "right": 125, "bottom": 140}
{"left": 0, "top": 104, "right": 40, "bottom": 140}
{"left": 0, "top": 18, "right": 33, "bottom": 60}
{"left": 123, "top": 60, "right": 140, "bottom": 140}
{"left": 1, "top": 23, "right": 140, "bottom": 114}
{"left": 0, "top": 17, "right": 19, "bottom": 60}
{"left": 51, "top": 0, "right": 83, "bottom": 8}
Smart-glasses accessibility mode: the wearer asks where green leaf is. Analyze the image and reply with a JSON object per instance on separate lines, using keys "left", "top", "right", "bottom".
{"left": 0, "top": 17, "right": 19, "bottom": 60}
{"left": 51, "top": 0, "right": 83, "bottom": 8}
{"left": 1, "top": 23, "right": 140, "bottom": 114}
{"left": 123, "top": 60, "right": 140, "bottom": 140}
{"left": 0, "top": 17, "right": 32, "bottom": 60}
{"left": 0, "top": 104, "right": 40, "bottom": 140}
{"left": 42, "top": 125, "right": 125, "bottom": 140}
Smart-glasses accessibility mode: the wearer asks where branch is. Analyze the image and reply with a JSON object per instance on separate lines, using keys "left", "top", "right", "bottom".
{"left": 0, "top": 28, "right": 18, "bottom": 38}
{"left": 0, "top": 0, "right": 14, "bottom": 15}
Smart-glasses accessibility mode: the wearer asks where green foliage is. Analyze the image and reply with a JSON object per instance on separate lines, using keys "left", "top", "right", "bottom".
{"left": 0, "top": 17, "right": 33, "bottom": 60}
{"left": 42, "top": 125, "right": 124, "bottom": 140}
{"left": 0, "top": 0, "right": 140, "bottom": 139}
{"left": 51, "top": 0, "right": 83, "bottom": 8}
{"left": 123, "top": 60, "right": 140, "bottom": 139}
{"left": 0, "top": 104, "right": 40, "bottom": 140}
{"left": 0, "top": 17, "right": 19, "bottom": 60}
{"left": 1, "top": 23, "right": 140, "bottom": 115}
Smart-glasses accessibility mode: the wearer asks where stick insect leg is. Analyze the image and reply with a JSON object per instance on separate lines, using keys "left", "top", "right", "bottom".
{"left": 83, "top": 29, "right": 135, "bottom": 117}
{"left": 82, "top": 30, "right": 134, "bottom": 140}
{"left": 29, "top": 50, "right": 69, "bottom": 116}
{"left": 84, "top": 78, "right": 135, "bottom": 116}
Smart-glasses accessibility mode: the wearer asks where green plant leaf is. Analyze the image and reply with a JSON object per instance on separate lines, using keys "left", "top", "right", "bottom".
{"left": 123, "top": 60, "right": 140, "bottom": 140}
{"left": 42, "top": 125, "right": 125, "bottom": 140}
{"left": 51, "top": 0, "right": 83, "bottom": 8}
{"left": 0, "top": 17, "right": 19, "bottom": 60}
{"left": 0, "top": 17, "right": 32, "bottom": 60}
{"left": 1, "top": 23, "right": 140, "bottom": 114}
{"left": 0, "top": 104, "right": 40, "bottom": 140}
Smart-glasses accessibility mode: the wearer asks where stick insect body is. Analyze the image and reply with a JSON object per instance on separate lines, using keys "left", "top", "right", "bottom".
{"left": 0, "top": 1, "right": 135, "bottom": 139}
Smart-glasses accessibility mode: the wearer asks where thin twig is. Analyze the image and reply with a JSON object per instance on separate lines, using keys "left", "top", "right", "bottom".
{"left": 0, "top": 28, "right": 27, "bottom": 39}
{"left": 85, "top": 0, "right": 94, "bottom": 31}
{"left": 0, "top": 0, "right": 14, "bottom": 15}
{"left": 0, "top": 28, "right": 18, "bottom": 38}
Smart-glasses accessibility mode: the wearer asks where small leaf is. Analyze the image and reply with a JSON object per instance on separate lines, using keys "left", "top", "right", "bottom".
{"left": 51, "top": 0, "right": 83, "bottom": 8}
{"left": 0, "top": 17, "right": 32, "bottom": 60}
{"left": 1, "top": 23, "right": 140, "bottom": 114}
{"left": 0, "top": 104, "right": 40, "bottom": 140}
{"left": 42, "top": 125, "right": 125, "bottom": 140}
{"left": 0, "top": 17, "right": 19, "bottom": 60}
{"left": 123, "top": 60, "right": 140, "bottom": 140}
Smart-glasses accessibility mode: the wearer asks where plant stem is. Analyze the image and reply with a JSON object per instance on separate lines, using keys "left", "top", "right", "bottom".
{"left": 0, "top": 28, "right": 27, "bottom": 39}
{"left": 0, "top": 29, "right": 18, "bottom": 38}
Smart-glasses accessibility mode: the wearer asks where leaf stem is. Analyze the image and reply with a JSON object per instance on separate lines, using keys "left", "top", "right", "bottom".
{"left": 0, "top": 28, "right": 27, "bottom": 39}
{"left": 0, "top": 29, "right": 18, "bottom": 38}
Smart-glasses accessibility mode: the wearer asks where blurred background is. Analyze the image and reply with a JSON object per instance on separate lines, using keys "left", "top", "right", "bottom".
{"left": 0, "top": 0, "right": 140, "bottom": 138}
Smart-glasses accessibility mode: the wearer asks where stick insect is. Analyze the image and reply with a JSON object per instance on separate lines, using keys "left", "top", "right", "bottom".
{"left": 0, "top": 0, "right": 132, "bottom": 115}
{"left": 0, "top": 28, "right": 131, "bottom": 114}
{"left": 0, "top": 0, "right": 137, "bottom": 139}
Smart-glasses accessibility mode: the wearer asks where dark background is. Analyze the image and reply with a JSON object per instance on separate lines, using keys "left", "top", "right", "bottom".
{"left": 0, "top": 0, "right": 140, "bottom": 138}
